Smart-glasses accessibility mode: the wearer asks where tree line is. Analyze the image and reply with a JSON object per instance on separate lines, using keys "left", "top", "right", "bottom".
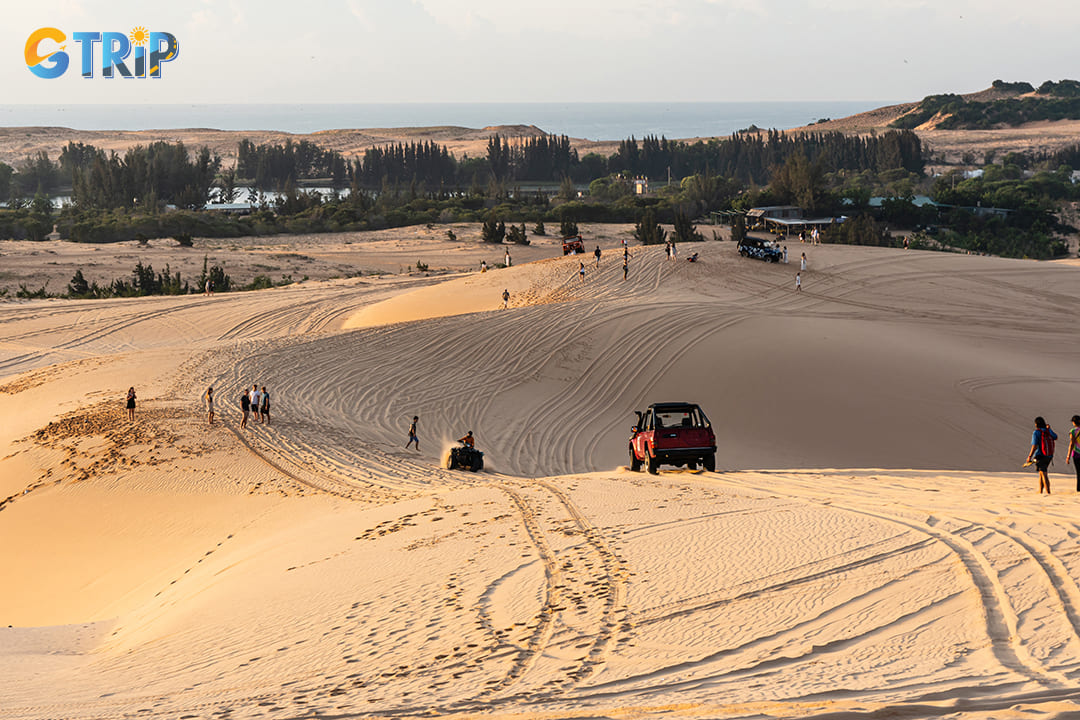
{"left": 2, "top": 124, "right": 1067, "bottom": 261}
{"left": 225, "top": 128, "right": 922, "bottom": 192}
{"left": 0, "top": 129, "right": 923, "bottom": 208}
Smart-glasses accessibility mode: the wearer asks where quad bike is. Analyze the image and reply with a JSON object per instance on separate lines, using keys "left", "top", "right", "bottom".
{"left": 446, "top": 445, "right": 484, "bottom": 472}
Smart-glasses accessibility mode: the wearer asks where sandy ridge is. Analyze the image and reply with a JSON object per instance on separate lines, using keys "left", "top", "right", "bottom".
{"left": 3, "top": 238, "right": 1080, "bottom": 718}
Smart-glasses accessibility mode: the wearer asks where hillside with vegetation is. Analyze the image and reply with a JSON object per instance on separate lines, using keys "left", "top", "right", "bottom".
{"left": 891, "top": 79, "right": 1080, "bottom": 130}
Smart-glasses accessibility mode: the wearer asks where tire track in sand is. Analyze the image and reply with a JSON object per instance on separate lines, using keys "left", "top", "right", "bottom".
{"left": 710, "top": 472, "right": 1072, "bottom": 689}
{"left": 470, "top": 478, "right": 630, "bottom": 704}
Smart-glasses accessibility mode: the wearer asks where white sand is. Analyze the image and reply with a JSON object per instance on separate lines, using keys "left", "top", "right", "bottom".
{"left": 3, "top": 237, "right": 1080, "bottom": 719}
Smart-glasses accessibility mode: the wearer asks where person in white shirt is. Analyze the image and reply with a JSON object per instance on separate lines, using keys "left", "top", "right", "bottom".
{"left": 250, "top": 385, "right": 262, "bottom": 424}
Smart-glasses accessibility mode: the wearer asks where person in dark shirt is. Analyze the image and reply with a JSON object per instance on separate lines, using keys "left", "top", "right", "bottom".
{"left": 406, "top": 416, "right": 420, "bottom": 450}
{"left": 260, "top": 386, "right": 270, "bottom": 424}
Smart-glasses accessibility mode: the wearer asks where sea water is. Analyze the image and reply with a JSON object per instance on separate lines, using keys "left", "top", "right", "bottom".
{"left": 0, "top": 101, "right": 890, "bottom": 140}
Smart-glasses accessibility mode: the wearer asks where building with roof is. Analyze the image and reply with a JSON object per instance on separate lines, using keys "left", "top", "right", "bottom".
{"left": 745, "top": 206, "right": 839, "bottom": 234}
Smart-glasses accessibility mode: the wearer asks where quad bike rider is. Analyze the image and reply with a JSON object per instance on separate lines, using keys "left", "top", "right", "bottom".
{"left": 447, "top": 430, "right": 485, "bottom": 472}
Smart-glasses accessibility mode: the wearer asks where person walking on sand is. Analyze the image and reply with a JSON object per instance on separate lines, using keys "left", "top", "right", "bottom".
{"left": 260, "top": 386, "right": 270, "bottom": 424}
{"left": 800, "top": 252, "right": 807, "bottom": 272}
{"left": 240, "top": 388, "right": 251, "bottom": 429}
{"left": 502, "top": 288, "right": 510, "bottom": 309}
{"left": 406, "top": 416, "right": 420, "bottom": 451}
{"left": 623, "top": 254, "right": 629, "bottom": 280}
{"left": 204, "top": 386, "right": 215, "bottom": 425}
{"left": 1026, "top": 416, "right": 1058, "bottom": 494}
{"left": 670, "top": 241, "right": 677, "bottom": 261}
{"left": 578, "top": 261, "right": 586, "bottom": 283}
{"left": 480, "top": 259, "right": 487, "bottom": 273}
{"left": 504, "top": 249, "right": 511, "bottom": 267}
{"left": 594, "top": 245, "right": 602, "bottom": 267}
{"left": 1067, "top": 415, "right": 1080, "bottom": 492}
{"left": 783, "top": 246, "right": 789, "bottom": 264}
{"left": 795, "top": 272, "right": 802, "bottom": 292}
{"left": 126, "top": 386, "right": 136, "bottom": 421}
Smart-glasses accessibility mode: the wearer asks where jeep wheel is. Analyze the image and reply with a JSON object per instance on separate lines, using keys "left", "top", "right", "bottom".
{"left": 703, "top": 453, "right": 716, "bottom": 472}
{"left": 647, "top": 454, "right": 660, "bottom": 475}
{"left": 471, "top": 455, "right": 483, "bottom": 472}
{"left": 687, "top": 460, "right": 697, "bottom": 470}
{"left": 629, "top": 447, "right": 642, "bottom": 472}
{"left": 446, "top": 453, "right": 456, "bottom": 470}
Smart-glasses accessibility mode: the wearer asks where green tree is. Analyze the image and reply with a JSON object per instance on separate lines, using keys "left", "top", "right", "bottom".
{"left": 15, "top": 152, "right": 59, "bottom": 196}
{"left": 208, "top": 263, "right": 231, "bottom": 292}
{"left": 506, "top": 222, "right": 529, "bottom": 245}
{"left": 672, "top": 210, "right": 704, "bottom": 242}
{"left": 481, "top": 214, "right": 506, "bottom": 243}
{"left": 132, "top": 261, "right": 161, "bottom": 295}
{"left": 532, "top": 219, "right": 546, "bottom": 236}
{"left": 634, "top": 209, "right": 667, "bottom": 245}
{"left": 559, "top": 218, "right": 579, "bottom": 238}
{"left": 770, "top": 152, "right": 828, "bottom": 214}
{"left": 67, "top": 269, "right": 91, "bottom": 298}
{"left": 558, "top": 176, "right": 577, "bottom": 202}
{"left": 25, "top": 193, "right": 54, "bottom": 241}
{"left": 217, "top": 167, "right": 238, "bottom": 203}
{"left": 679, "top": 173, "right": 729, "bottom": 216}
{"left": 730, "top": 214, "right": 747, "bottom": 244}
{"left": 0, "top": 163, "right": 13, "bottom": 201}
{"left": 832, "top": 214, "right": 890, "bottom": 246}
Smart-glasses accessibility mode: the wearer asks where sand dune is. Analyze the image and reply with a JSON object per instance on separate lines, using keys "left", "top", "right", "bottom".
{"left": 3, "top": 238, "right": 1080, "bottom": 719}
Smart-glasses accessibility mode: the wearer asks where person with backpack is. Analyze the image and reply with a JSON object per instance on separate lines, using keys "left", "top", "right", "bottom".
{"left": 1066, "top": 415, "right": 1080, "bottom": 492}
{"left": 1025, "top": 416, "right": 1058, "bottom": 494}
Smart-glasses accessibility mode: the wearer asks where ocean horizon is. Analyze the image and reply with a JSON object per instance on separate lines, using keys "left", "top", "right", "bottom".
{"left": 0, "top": 101, "right": 891, "bottom": 141}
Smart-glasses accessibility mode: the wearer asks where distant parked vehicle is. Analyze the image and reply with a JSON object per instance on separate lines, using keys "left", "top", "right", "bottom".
{"left": 629, "top": 402, "right": 716, "bottom": 474}
{"left": 738, "top": 236, "right": 783, "bottom": 262}
{"left": 562, "top": 234, "right": 586, "bottom": 255}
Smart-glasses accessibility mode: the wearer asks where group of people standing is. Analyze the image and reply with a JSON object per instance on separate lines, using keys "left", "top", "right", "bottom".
{"left": 200, "top": 385, "right": 269, "bottom": 427}
{"left": 127, "top": 384, "right": 271, "bottom": 428}
{"left": 239, "top": 384, "right": 271, "bottom": 428}
{"left": 1026, "top": 415, "right": 1080, "bottom": 494}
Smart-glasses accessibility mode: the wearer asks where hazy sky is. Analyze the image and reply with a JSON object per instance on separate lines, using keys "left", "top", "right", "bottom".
{"left": 5, "top": 0, "right": 1079, "bottom": 104}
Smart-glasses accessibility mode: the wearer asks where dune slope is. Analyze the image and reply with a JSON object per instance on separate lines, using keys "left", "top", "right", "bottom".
{"left": 2, "top": 241, "right": 1080, "bottom": 719}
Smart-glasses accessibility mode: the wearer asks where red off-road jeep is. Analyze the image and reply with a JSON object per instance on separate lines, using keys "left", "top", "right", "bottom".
{"left": 562, "top": 234, "right": 585, "bottom": 255}
{"left": 629, "top": 402, "right": 716, "bottom": 474}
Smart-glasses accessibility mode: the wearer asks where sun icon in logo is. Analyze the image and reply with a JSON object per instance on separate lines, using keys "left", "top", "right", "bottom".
{"left": 129, "top": 26, "right": 149, "bottom": 46}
